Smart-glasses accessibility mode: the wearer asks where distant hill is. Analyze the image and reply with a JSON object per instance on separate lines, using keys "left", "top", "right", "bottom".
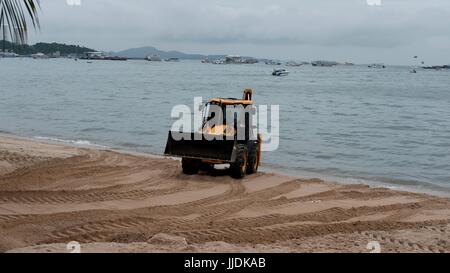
{"left": 1, "top": 41, "right": 253, "bottom": 60}
{"left": 0, "top": 41, "right": 95, "bottom": 56}
{"left": 114, "top": 46, "right": 224, "bottom": 60}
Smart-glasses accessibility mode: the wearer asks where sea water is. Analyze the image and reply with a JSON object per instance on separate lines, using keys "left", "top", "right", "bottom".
{"left": 1, "top": 58, "right": 449, "bottom": 194}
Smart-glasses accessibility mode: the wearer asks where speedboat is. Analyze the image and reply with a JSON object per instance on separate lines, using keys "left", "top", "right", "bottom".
{"left": 368, "top": 63, "right": 386, "bottom": 69}
{"left": 146, "top": 54, "right": 162, "bottom": 62}
{"left": 272, "top": 68, "right": 289, "bottom": 76}
{"left": 32, "top": 53, "right": 49, "bottom": 59}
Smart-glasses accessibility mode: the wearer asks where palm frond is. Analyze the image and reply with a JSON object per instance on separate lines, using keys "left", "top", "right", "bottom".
{"left": 0, "top": 0, "right": 40, "bottom": 45}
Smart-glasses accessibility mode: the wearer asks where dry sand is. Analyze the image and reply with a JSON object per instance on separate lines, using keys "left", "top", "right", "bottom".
{"left": 1, "top": 134, "right": 449, "bottom": 253}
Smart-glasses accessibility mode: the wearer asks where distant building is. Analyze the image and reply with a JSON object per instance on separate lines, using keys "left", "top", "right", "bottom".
{"left": 81, "top": 51, "right": 106, "bottom": 60}
{"left": 51, "top": 51, "right": 61, "bottom": 58}
{"left": 225, "top": 55, "right": 244, "bottom": 64}
{"left": 225, "top": 55, "right": 258, "bottom": 64}
{"left": 79, "top": 51, "right": 127, "bottom": 61}
{"left": 265, "top": 60, "right": 282, "bottom": 65}
{"left": 244, "top": 58, "right": 258, "bottom": 64}
{"left": 311, "top": 61, "right": 339, "bottom": 67}
{"left": 202, "top": 55, "right": 258, "bottom": 65}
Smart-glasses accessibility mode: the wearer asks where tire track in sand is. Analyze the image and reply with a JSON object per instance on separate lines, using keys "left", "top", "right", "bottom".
{"left": 169, "top": 220, "right": 450, "bottom": 244}
{"left": 0, "top": 150, "right": 193, "bottom": 204}
{"left": 356, "top": 230, "right": 447, "bottom": 253}
{"left": 2, "top": 143, "right": 450, "bottom": 252}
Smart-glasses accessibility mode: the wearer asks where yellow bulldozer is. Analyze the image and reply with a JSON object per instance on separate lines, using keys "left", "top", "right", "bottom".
{"left": 164, "top": 89, "right": 262, "bottom": 179}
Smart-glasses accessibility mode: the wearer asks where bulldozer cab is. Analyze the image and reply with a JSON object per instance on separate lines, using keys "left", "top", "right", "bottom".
{"left": 202, "top": 89, "right": 254, "bottom": 138}
{"left": 202, "top": 100, "right": 254, "bottom": 140}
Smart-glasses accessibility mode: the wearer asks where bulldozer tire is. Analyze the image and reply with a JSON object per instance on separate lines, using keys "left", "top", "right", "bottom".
{"left": 200, "top": 163, "right": 214, "bottom": 172}
{"left": 230, "top": 144, "right": 248, "bottom": 179}
{"left": 182, "top": 158, "right": 200, "bottom": 175}
{"left": 247, "top": 141, "right": 260, "bottom": 174}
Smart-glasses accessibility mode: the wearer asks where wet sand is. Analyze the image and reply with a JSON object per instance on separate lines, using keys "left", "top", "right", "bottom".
{"left": 1, "top": 134, "right": 449, "bottom": 253}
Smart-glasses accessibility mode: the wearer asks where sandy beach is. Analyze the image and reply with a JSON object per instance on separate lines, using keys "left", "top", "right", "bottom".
{"left": 0, "top": 134, "right": 449, "bottom": 253}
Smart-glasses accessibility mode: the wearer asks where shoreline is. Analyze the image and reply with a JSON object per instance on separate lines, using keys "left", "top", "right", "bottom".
{"left": 2, "top": 131, "right": 448, "bottom": 198}
{"left": 1, "top": 132, "right": 450, "bottom": 253}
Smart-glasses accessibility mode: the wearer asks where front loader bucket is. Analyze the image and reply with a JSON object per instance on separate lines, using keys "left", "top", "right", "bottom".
{"left": 164, "top": 131, "right": 236, "bottom": 162}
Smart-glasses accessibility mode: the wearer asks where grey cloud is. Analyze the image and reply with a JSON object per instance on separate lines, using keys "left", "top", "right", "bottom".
{"left": 27, "top": 0, "right": 450, "bottom": 64}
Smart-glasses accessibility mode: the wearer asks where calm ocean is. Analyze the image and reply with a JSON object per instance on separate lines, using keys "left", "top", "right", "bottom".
{"left": 1, "top": 58, "right": 449, "bottom": 194}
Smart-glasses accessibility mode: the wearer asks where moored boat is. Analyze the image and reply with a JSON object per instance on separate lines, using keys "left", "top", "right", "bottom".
{"left": 32, "top": 53, "right": 49, "bottom": 59}
{"left": 272, "top": 68, "right": 289, "bottom": 76}
{"left": 146, "top": 54, "right": 162, "bottom": 62}
{"left": 311, "top": 61, "right": 338, "bottom": 67}
{"left": 0, "top": 51, "right": 19, "bottom": 58}
{"left": 368, "top": 63, "right": 386, "bottom": 69}
{"left": 286, "top": 61, "right": 303, "bottom": 67}
{"left": 422, "top": 65, "right": 450, "bottom": 70}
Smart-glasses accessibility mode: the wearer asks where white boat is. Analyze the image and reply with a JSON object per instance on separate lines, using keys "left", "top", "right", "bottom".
{"left": 265, "top": 60, "right": 282, "bottom": 65}
{"left": 272, "top": 68, "right": 289, "bottom": 76}
{"left": 311, "top": 61, "right": 338, "bottom": 67}
{"left": 368, "top": 63, "right": 386, "bottom": 69}
{"left": 146, "top": 54, "right": 162, "bottom": 62}
{"left": 0, "top": 51, "right": 19, "bottom": 58}
{"left": 80, "top": 51, "right": 105, "bottom": 60}
{"left": 165, "top": 57, "right": 180, "bottom": 62}
{"left": 201, "top": 58, "right": 225, "bottom": 64}
{"left": 286, "top": 61, "right": 303, "bottom": 67}
{"left": 212, "top": 59, "right": 225, "bottom": 64}
{"left": 32, "top": 53, "right": 49, "bottom": 59}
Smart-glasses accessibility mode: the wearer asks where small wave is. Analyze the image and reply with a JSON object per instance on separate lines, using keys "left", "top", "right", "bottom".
{"left": 81, "top": 127, "right": 116, "bottom": 133}
{"left": 79, "top": 119, "right": 97, "bottom": 123}
{"left": 349, "top": 176, "right": 450, "bottom": 196}
{"left": 332, "top": 112, "right": 358, "bottom": 117}
{"left": 34, "top": 136, "right": 108, "bottom": 148}
{"left": 379, "top": 125, "right": 420, "bottom": 131}
{"left": 262, "top": 163, "right": 450, "bottom": 197}
{"left": 117, "top": 142, "right": 153, "bottom": 149}
{"left": 128, "top": 130, "right": 158, "bottom": 136}
{"left": 315, "top": 154, "right": 335, "bottom": 160}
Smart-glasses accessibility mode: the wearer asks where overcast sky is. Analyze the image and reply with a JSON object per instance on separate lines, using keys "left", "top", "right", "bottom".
{"left": 27, "top": 0, "right": 450, "bottom": 65}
